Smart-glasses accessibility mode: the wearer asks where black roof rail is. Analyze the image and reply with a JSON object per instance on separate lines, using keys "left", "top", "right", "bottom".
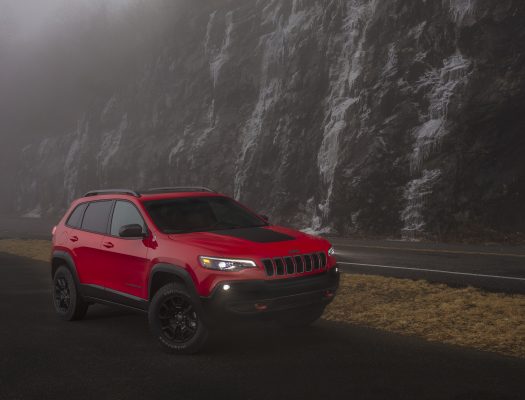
{"left": 83, "top": 189, "right": 141, "bottom": 198}
{"left": 143, "top": 187, "right": 216, "bottom": 194}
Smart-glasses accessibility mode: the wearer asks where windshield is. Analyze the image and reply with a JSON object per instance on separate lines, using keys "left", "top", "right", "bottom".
{"left": 143, "top": 196, "right": 267, "bottom": 234}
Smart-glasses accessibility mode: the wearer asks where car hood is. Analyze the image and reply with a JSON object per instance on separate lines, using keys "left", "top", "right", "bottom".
{"left": 167, "top": 226, "right": 328, "bottom": 257}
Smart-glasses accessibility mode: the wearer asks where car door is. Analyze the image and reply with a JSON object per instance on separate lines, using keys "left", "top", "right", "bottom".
{"left": 63, "top": 201, "right": 90, "bottom": 276}
{"left": 75, "top": 200, "right": 114, "bottom": 288}
{"left": 100, "top": 200, "right": 149, "bottom": 299}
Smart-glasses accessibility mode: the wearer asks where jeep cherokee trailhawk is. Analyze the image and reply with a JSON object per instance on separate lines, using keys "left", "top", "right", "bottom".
{"left": 51, "top": 187, "right": 339, "bottom": 353}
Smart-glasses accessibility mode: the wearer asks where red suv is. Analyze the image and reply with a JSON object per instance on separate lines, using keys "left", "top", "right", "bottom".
{"left": 51, "top": 187, "right": 339, "bottom": 353}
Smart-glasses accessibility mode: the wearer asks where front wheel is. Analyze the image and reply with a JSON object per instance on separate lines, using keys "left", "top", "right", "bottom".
{"left": 275, "top": 304, "right": 325, "bottom": 328}
{"left": 53, "top": 266, "right": 88, "bottom": 321}
{"left": 148, "top": 283, "right": 209, "bottom": 354}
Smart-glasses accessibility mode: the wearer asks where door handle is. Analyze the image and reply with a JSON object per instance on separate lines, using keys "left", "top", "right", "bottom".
{"left": 70, "top": 236, "right": 79, "bottom": 242}
{"left": 102, "top": 241, "right": 114, "bottom": 249}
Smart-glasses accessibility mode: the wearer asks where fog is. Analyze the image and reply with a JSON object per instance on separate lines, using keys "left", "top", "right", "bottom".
{"left": 1, "top": 0, "right": 133, "bottom": 45}
{"left": 1, "top": 0, "right": 130, "bottom": 140}
{"left": 0, "top": 0, "right": 183, "bottom": 140}
{"left": 1, "top": 0, "right": 149, "bottom": 139}
{"left": 0, "top": 0, "right": 183, "bottom": 210}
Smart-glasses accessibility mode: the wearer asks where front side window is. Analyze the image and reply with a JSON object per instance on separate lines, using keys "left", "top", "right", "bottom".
{"left": 81, "top": 201, "right": 113, "bottom": 234}
{"left": 66, "top": 202, "right": 88, "bottom": 229}
{"left": 110, "top": 201, "right": 145, "bottom": 236}
{"left": 143, "top": 196, "right": 266, "bottom": 234}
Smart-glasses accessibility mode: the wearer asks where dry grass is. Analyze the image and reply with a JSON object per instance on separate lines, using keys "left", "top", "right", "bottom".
{"left": 0, "top": 239, "right": 51, "bottom": 263}
{"left": 324, "top": 274, "right": 525, "bottom": 358}
{"left": 1, "top": 239, "right": 524, "bottom": 358}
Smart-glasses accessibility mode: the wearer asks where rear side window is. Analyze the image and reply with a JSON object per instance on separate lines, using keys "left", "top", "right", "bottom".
{"left": 66, "top": 203, "right": 88, "bottom": 229}
{"left": 110, "top": 201, "right": 145, "bottom": 236}
{"left": 81, "top": 201, "right": 113, "bottom": 234}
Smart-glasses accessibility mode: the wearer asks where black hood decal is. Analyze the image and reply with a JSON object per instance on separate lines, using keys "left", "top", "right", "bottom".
{"left": 211, "top": 227, "right": 295, "bottom": 243}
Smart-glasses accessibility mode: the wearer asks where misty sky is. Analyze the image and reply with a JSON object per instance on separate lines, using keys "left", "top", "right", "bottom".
{"left": 1, "top": 0, "right": 133, "bottom": 41}
{"left": 0, "top": 0, "right": 156, "bottom": 147}
{"left": 0, "top": 0, "right": 182, "bottom": 211}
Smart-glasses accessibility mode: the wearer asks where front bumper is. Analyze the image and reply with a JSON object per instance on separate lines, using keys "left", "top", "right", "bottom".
{"left": 201, "top": 268, "right": 340, "bottom": 318}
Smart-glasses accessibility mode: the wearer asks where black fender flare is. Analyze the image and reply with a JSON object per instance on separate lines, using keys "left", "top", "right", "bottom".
{"left": 148, "top": 263, "right": 201, "bottom": 302}
{"left": 148, "top": 263, "right": 210, "bottom": 322}
{"left": 51, "top": 250, "right": 81, "bottom": 285}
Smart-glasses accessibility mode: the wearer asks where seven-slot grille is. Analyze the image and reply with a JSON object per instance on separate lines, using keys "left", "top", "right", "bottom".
{"left": 262, "top": 252, "right": 328, "bottom": 277}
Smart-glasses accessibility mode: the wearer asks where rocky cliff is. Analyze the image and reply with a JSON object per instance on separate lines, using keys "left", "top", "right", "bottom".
{"left": 13, "top": 0, "right": 525, "bottom": 241}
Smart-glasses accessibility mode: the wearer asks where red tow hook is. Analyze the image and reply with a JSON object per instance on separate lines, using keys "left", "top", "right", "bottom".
{"left": 323, "top": 290, "right": 335, "bottom": 298}
{"left": 254, "top": 303, "right": 268, "bottom": 311}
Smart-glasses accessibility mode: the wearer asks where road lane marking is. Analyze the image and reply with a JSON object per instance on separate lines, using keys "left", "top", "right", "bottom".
{"left": 338, "top": 261, "right": 525, "bottom": 282}
{"left": 332, "top": 243, "right": 525, "bottom": 258}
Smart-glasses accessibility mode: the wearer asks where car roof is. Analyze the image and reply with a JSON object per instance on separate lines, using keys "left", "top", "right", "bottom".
{"left": 77, "top": 190, "right": 226, "bottom": 204}
{"left": 138, "top": 191, "right": 226, "bottom": 202}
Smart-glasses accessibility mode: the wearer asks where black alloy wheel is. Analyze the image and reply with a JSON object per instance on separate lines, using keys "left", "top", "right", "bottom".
{"left": 52, "top": 266, "right": 89, "bottom": 321}
{"left": 158, "top": 295, "right": 199, "bottom": 343}
{"left": 54, "top": 276, "right": 71, "bottom": 313}
{"left": 149, "top": 282, "right": 209, "bottom": 354}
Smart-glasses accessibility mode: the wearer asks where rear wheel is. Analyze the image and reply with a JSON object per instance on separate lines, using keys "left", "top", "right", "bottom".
{"left": 53, "top": 266, "right": 88, "bottom": 321}
{"left": 148, "top": 283, "right": 208, "bottom": 354}
{"left": 275, "top": 304, "right": 325, "bottom": 328}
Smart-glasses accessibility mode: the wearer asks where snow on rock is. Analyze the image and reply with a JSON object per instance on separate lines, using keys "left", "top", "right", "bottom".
{"left": 98, "top": 113, "right": 128, "bottom": 170}
{"left": 101, "top": 95, "right": 117, "bottom": 121}
{"left": 401, "top": 169, "right": 442, "bottom": 238}
{"left": 206, "top": 10, "right": 234, "bottom": 88}
{"left": 404, "top": 52, "right": 471, "bottom": 235}
{"left": 168, "top": 139, "right": 185, "bottom": 165}
{"left": 315, "top": 0, "right": 378, "bottom": 226}
{"left": 22, "top": 205, "right": 42, "bottom": 219}
{"left": 446, "top": 0, "right": 475, "bottom": 24}
{"left": 234, "top": 0, "right": 319, "bottom": 199}
{"left": 64, "top": 119, "right": 89, "bottom": 204}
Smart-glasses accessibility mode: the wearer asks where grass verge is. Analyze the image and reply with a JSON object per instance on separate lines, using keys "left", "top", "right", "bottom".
{"left": 1, "top": 239, "right": 524, "bottom": 358}
{"left": 0, "top": 239, "right": 51, "bottom": 263}
{"left": 324, "top": 274, "right": 525, "bottom": 358}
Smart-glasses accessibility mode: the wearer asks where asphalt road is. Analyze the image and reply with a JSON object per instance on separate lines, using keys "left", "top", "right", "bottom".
{"left": 331, "top": 238, "right": 525, "bottom": 294}
{"left": 1, "top": 253, "right": 524, "bottom": 400}
{"left": 0, "top": 215, "right": 55, "bottom": 239}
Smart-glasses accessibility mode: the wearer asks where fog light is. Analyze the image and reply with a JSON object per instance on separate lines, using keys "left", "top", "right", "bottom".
{"left": 335, "top": 267, "right": 339, "bottom": 273}
{"left": 223, "top": 284, "right": 231, "bottom": 291}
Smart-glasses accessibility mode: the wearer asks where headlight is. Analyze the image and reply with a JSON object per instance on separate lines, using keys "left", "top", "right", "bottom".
{"left": 198, "top": 256, "right": 257, "bottom": 271}
{"left": 328, "top": 247, "right": 335, "bottom": 256}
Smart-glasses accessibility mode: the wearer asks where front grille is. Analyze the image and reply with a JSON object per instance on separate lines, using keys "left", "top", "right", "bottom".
{"left": 319, "top": 252, "right": 327, "bottom": 268}
{"left": 312, "top": 253, "right": 320, "bottom": 270}
{"left": 263, "top": 259, "right": 274, "bottom": 276}
{"left": 262, "top": 251, "right": 328, "bottom": 277}
{"left": 304, "top": 255, "right": 312, "bottom": 272}
{"left": 284, "top": 257, "right": 294, "bottom": 274}
{"left": 275, "top": 258, "right": 285, "bottom": 275}
{"left": 294, "top": 256, "right": 304, "bottom": 273}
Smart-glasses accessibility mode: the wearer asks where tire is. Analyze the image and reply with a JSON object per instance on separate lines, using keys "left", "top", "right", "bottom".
{"left": 148, "top": 283, "right": 209, "bottom": 354}
{"left": 53, "top": 266, "right": 89, "bottom": 321}
{"left": 275, "top": 304, "right": 325, "bottom": 328}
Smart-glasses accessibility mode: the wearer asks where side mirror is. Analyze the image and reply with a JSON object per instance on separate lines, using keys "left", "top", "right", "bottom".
{"left": 259, "top": 214, "right": 270, "bottom": 223}
{"left": 119, "top": 224, "right": 146, "bottom": 238}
